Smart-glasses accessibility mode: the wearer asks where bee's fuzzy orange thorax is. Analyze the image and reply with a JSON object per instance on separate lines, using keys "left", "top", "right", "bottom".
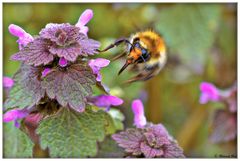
{"left": 133, "top": 30, "right": 166, "bottom": 58}
{"left": 128, "top": 48, "right": 142, "bottom": 61}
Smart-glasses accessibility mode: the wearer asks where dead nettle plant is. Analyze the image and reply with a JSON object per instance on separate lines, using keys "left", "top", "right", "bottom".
{"left": 3, "top": 9, "right": 185, "bottom": 158}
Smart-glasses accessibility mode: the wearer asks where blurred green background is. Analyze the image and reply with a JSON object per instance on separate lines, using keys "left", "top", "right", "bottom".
{"left": 3, "top": 3, "right": 237, "bottom": 157}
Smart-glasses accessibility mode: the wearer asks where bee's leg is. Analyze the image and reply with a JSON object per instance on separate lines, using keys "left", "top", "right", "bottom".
{"left": 111, "top": 51, "right": 127, "bottom": 61}
{"left": 123, "top": 72, "right": 152, "bottom": 84}
{"left": 97, "top": 38, "right": 132, "bottom": 52}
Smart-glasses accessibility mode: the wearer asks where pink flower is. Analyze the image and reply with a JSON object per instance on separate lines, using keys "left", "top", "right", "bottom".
{"left": 131, "top": 99, "right": 147, "bottom": 128}
{"left": 75, "top": 9, "right": 93, "bottom": 36}
{"left": 87, "top": 95, "right": 123, "bottom": 111}
{"left": 59, "top": 57, "right": 68, "bottom": 67}
{"left": 88, "top": 58, "right": 110, "bottom": 82}
{"left": 8, "top": 24, "right": 33, "bottom": 50}
{"left": 41, "top": 68, "right": 52, "bottom": 77}
{"left": 3, "top": 76, "right": 14, "bottom": 88}
{"left": 199, "top": 82, "right": 220, "bottom": 104}
{"left": 3, "top": 109, "right": 29, "bottom": 128}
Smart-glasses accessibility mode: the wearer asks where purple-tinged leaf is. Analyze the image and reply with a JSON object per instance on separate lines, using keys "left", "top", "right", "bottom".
{"left": 4, "top": 64, "right": 45, "bottom": 109}
{"left": 112, "top": 124, "right": 185, "bottom": 158}
{"left": 42, "top": 63, "right": 96, "bottom": 112}
{"left": 112, "top": 128, "right": 143, "bottom": 156}
{"left": 209, "top": 109, "right": 237, "bottom": 143}
{"left": 39, "top": 23, "right": 79, "bottom": 46}
{"left": 140, "top": 142, "right": 163, "bottom": 158}
{"left": 11, "top": 37, "right": 54, "bottom": 66}
{"left": 163, "top": 140, "right": 185, "bottom": 158}
{"left": 78, "top": 37, "right": 100, "bottom": 56}
{"left": 49, "top": 42, "right": 82, "bottom": 62}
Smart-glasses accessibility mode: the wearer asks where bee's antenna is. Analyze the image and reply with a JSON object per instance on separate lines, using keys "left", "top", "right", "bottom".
{"left": 98, "top": 38, "right": 134, "bottom": 52}
{"left": 118, "top": 60, "right": 131, "bottom": 75}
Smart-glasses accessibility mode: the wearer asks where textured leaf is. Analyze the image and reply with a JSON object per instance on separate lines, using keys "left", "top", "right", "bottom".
{"left": 163, "top": 140, "right": 185, "bottom": 158}
{"left": 4, "top": 64, "right": 45, "bottom": 110}
{"left": 112, "top": 124, "right": 185, "bottom": 158}
{"left": 112, "top": 128, "right": 143, "bottom": 155}
{"left": 209, "top": 109, "right": 237, "bottom": 143}
{"left": 49, "top": 43, "right": 82, "bottom": 62}
{"left": 78, "top": 38, "right": 100, "bottom": 56}
{"left": 3, "top": 122, "right": 34, "bottom": 158}
{"left": 40, "top": 23, "right": 100, "bottom": 62}
{"left": 11, "top": 37, "right": 54, "bottom": 66}
{"left": 155, "top": 4, "right": 221, "bottom": 73}
{"left": 39, "top": 23, "right": 79, "bottom": 46}
{"left": 42, "top": 63, "right": 96, "bottom": 112}
{"left": 37, "top": 107, "right": 111, "bottom": 158}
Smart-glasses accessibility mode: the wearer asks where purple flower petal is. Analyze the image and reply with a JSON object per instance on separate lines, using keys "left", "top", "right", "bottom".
{"left": 59, "top": 57, "right": 68, "bottom": 67}
{"left": 8, "top": 24, "right": 33, "bottom": 49}
{"left": 41, "top": 68, "right": 52, "bottom": 77}
{"left": 88, "top": 58, "right": 110, "bottom": 82}
{"left": 79, "top": 26, "right": 89, "bottom": 36}
{"left": 3, "top": 76, "right": 14, "bottom": 88}
{"left": 131, "top": 99, "right": 147, "bottom": 128}
{"left": 87, "top": 95, "right": 123, "bottom": 109}
{"left": 199, "top": 82, "right": 220, "bottom": 104}
{"left": 3, "top": 109, "right": 29, "bottom": 128}
{"left": 76, "top": 9, "right": 93, "bottom": 27}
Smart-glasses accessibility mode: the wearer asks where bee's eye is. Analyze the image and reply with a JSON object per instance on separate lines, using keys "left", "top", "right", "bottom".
{"left": 134, "top": 43, "right": 141, "bottom": 48}
{"left": 142, "top": 49, "right": 147, "bottom": 56}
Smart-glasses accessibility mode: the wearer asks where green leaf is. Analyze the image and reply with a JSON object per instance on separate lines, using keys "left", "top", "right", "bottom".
{"left": 4, "top": 64, "right": 45, "bottom": 110}
{"left": 3, "top": 122, "right": 34, "bottom": 158}
{"left": 155, "top": 4, "right": 221, "bottom": 72}
{"left": 37, "top": 107, "right": 113, "bottom": 158}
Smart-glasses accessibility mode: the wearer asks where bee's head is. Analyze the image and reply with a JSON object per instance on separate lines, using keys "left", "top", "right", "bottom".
{"left": 118, "top": 41, "right": 150, "bottom": 75}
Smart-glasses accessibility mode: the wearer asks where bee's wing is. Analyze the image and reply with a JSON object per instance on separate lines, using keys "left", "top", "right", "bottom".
{"left": 123, "top": 65, "right": 160, "bottom": 84}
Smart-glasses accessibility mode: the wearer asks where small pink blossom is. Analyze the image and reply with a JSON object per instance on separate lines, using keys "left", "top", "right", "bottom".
{"left": 199, "top": 82, "right": 220, "bottom": 104}
{"left": 3, "top": 76, "right": 14, "bottom": 88}
{"left": 132, "top": 99, "right": 147, "bottom": 128}
{"left": 88, "top": 58, "right": 110, "bottom": 82}
{"left": 59, "top": 57, "right": 68, "bottom": 67}
{"left": 8, "top": 24, "right": 33, "bottom": 49}
{"left": 41, "top": 68, "right": 52, "bottom": 77}
{"left": 75, "top": 9, "right": 93, "bottom": 36}
{"left": 3, "top": 109, "right": 29, "bottom": 128}
{"left": 87, "top": 95, "right": 123, "bottom": 111}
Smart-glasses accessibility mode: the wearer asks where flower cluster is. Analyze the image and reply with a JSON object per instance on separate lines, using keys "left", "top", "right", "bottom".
{"left": 10, "top": 10, "right": 99, "bottom": 67}
{"left": 112, "top": 99, "right": 184, "bottom": 158}
{"left": 199, "top": 82, "right": 237, "bottom": 143}
{"left": 4, "top": 9, "right": 123, "bottom": 128}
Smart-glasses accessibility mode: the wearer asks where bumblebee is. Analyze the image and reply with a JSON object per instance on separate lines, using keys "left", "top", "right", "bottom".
{"left": 99, "top": 30, "right": 167, "bottom": 83}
